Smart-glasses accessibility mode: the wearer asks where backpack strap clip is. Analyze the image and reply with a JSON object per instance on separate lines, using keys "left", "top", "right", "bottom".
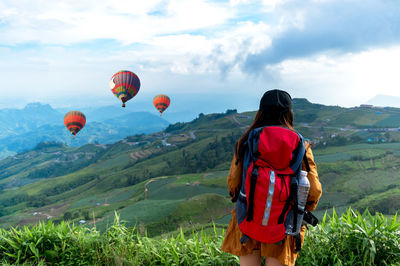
{"left": 295, "top": 234, "right": 302, "bottom": 253}
{"left": 303, "top": 153, "right": 310, "bottom": 172}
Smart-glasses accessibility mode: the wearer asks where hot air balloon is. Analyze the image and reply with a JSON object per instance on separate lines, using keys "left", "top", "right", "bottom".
{"left": 64, "top": 111, "right": 86, "bottom": 139}
{"left": 153, "top": 94, "right": 170, "bottom": 116}
{"left": 109, "top": 70, "right": 140, "bottom": 107}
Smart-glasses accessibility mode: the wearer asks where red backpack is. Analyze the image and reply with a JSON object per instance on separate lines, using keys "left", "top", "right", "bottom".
{"left": 236, "top": 126, "right": 309, "bottom": 249}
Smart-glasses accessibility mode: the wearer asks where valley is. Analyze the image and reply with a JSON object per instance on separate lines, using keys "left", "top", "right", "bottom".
{"left": 0, "top": 99, "right": 400, "bottom": 237}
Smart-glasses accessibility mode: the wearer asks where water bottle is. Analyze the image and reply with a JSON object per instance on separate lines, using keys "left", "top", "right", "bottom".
{"left": 296, "top": 170, "right": 310, "bottom": 233}
{"left": 285, "top": 170, "right": 310, "bottom": 235}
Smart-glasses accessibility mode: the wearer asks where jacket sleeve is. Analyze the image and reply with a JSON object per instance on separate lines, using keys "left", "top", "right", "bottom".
{"left": 227, "top": 155, "right": 243, "bottom": 202}
{"left": 302, "top": 144, "right": 322, "bottom": 211}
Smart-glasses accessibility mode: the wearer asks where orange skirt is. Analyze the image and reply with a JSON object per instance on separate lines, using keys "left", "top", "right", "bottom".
{"left": 221, "top": 209, "right": 306, "bottom": 266}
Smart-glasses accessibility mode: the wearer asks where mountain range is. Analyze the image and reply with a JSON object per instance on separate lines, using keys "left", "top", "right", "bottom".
{"left": 0, "top": 103, "right": 170, "bottom": 158}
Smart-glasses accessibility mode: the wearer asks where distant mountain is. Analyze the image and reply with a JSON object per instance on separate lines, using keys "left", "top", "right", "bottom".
{"left": 0, "top": 103, "right": 170, "bottom": 158}
{"left": 69, "top": 105, "right": 138, "bottom": 123}
{"left": 0, "top": 103, "right": 63, "bottom": 139}
{"left": 366, "top": 95, "right": 400, "bottom": 108}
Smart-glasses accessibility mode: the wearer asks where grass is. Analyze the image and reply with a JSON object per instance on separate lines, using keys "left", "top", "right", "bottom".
{"left": 170, "top": 194, "right": 231, "bottom": 223}
{"left": 352, "top": 188, "right": 400, "bottom": 214}
{"left": 374, "top": 115, "right": 400, "bottom": 127}
{"left": 107, "top": 187, "right": 139, "bottom": 204}
{"left": 96, "top": 199, "right": 184, "bottom": 229}
{"left": 1, "top": 209, "right": 399, "bottom": 265}
{"left": 215, "top": 213, "right": 232, "bottom": 224}
{"left": 148, "top": 184, "right": 227, "bottom": 200}
{"left": 314, "top": 143, "right": 400, "bottom": 155}
{"left": 173, "top": 173, "right": 203, "bottom": 184}
{"left": 316, "top": 152, "right": 352, "bottom": 163}
{"left": 70, "top": 194, "right": 108, "bottom": 208}
{"left": 200, "top": 176, "right": 227, "bottom": 188}
{"left": 203, "top": 170, "right": 229, "bottom": 179}
{"left": 298, "top": 209, "right": 400, "bottom": 266}
{"left": 342, "top": 169, "right": 400, "bottom": 192}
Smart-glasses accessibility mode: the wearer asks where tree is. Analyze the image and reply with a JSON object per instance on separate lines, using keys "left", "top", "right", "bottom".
{"left": 63, "top": 212, "right": 72, "bottom": 220}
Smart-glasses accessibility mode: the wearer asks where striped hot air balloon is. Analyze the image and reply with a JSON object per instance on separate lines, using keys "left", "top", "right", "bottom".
{"left": 64, "top": 111, "right": 86, "bottom": 139}
{"left": 109, "top": 70, "right": 140, "bottom": 107}
{"left": 153, "top": 94, "right": 170, "bottom": 116}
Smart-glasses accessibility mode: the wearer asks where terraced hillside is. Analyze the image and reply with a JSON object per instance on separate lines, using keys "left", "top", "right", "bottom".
{"left": 1, "top": 99, "right": 400, "bottom": 234}
{"left": 0, "top": 110, "right": 245, "bottom": 229}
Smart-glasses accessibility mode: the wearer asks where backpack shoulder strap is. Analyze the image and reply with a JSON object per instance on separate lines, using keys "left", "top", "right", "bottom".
{"left": 289, "top": 133, "right": 306, "bottom": 173}
{"left": 303, "top": 153, "right": 310, "bottom": 172}
{"left": 277, "top": 133, "right": 307, "bottom": 225}
{"left": 244, "top": 127, "right": 263, "bottom": 222}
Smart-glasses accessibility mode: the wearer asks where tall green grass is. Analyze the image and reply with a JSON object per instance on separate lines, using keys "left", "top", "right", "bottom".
{"left": 298, "top": 208, "right": 400, "bottom": 266}
{"left": 0, "top": 213, "right": 238, "bottom": 265}
{"left": 0, "top": 209, "right": 399, "bottom": 265}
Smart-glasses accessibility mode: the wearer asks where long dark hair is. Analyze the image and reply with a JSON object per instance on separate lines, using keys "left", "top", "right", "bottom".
{"left": 234, "top": 108, "right": 294, "bottom": 164}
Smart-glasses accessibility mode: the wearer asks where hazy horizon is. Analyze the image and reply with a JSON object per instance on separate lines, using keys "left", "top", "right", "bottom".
{"left": 3, "top": 93, "right": 400, "bottom": 109}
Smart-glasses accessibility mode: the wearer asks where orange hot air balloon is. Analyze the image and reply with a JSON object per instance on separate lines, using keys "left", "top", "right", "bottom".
{"left": 64, "top": 111, "right": 86, "bottom": 139}
{"left": 109, "top": 70, "right": 141, "bottom": 107}
{"left": 153, "top": 94, "right": 170, "bottom": 116}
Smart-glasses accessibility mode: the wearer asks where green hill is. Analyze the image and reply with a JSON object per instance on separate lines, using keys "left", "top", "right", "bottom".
{"left": 1, "top": 99, "right": 400, "bottom": 234}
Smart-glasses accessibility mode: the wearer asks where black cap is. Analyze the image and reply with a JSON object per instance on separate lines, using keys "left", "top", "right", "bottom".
{"left": 259, "top": 89, "right": 292, "bottom": 113}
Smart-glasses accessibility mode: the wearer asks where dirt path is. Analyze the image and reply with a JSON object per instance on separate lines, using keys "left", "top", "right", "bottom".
{"left": 230, "top": 115, "right": 248, "bottom": 128}
{"left": 189, "top": 129, "right": 225, "bottom": 140}
{"left": 122, "top": 139, "right": 137, "bottom": 146}
{"left": 162, "top": 139, "right": 172, "bottom": 146}
{"left": 190, "top": 130, "right": 197, "bottom": 140}
{"left": 144, "top": 179, "right": 157, "bottom": 200}
{"left": 143, "top": 176, "right": 169, "bottom": 199}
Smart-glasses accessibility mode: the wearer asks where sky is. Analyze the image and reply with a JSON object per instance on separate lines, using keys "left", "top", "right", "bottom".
{"left": 1, "top": 0, "right": 400, "bottom": 113}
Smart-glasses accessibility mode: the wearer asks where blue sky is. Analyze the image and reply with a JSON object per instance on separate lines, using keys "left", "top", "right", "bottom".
{"left": 1, "top": 0, "right": 400, "bottom": 112}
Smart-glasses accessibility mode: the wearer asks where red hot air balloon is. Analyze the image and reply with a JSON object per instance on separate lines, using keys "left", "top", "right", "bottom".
{"left": 109, "top": 70, "right": 140, "bottom": 107}
{"left": 64, "top": 111, "right": 86, "bottom": 139}
{"left": 153, "top": 94, "right": 170, "bottom": 116}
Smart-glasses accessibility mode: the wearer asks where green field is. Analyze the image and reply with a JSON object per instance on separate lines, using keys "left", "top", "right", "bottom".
{"left": 1, "top": 100, "right": 400, "bottom": 237}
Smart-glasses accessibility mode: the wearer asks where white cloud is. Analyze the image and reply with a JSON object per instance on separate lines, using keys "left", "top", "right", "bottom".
{"left": 1, "top": 0, "right": 400, "bottom": 109}
{"left": 261, "top": 0, "right": 290, "bottom": 9}
{"left": 85, "top": 20, "right": 274, "bottom": 74}
{"left": 276, "top": 46, "right": 400, "bottom": 106}
{"left": 0, "top": 0, "right": 233, "bottom": 45}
